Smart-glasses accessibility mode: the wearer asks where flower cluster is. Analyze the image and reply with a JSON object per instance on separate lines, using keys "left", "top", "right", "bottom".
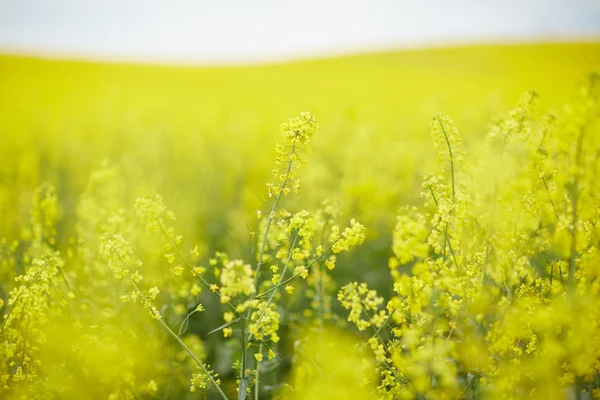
{"left": 135, "top": 192, "right": 176, "bottom": 233}
{"left": 266, "top": 112, "right": 318, "bottom": 198}
{"left": 338, "top": 282, "right": 385, "bottom": 331}
{"left": 215, "top": 253, "right": 256, "bottom": 303}
{"left": 390, "top": 207, "right": 429, "bottom": 267}
{"left": 248, "top": 301, "right": 281, "bottom": 343}
{"left": 190, "top": 364, "right": 221, "bottom": 392}
{"left": 0, "top": 185, "right": 69, "bottom": 397}
{"left": 280, "top": 111, "right": 318, "bottom": 145}
{"left": 339, "top": 76, "right": 600, "bottom": 399}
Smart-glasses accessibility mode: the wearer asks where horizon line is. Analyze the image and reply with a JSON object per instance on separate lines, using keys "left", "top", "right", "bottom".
{"left": 1, "top": 36, "right": 599, "bottom": 68}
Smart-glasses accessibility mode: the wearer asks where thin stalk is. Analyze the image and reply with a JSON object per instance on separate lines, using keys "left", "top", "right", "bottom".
{"left": 456, "top": 378, "right": 473, "bottom": 400}
{"left": 317, "top": 218, "right": 331, "bottom": 329}
{"left": 249, "top": 235, "right": 299, "bottom": 341}
{"left": 57, "top": 266, "right": 73, "bottom": 291}
{"left": 537, "top": 120, "right": 560, "bottom": 221}
{"left": 575, "top": 377, "right": 582, "bottom": 400}
{"left": 436, "top": 115, "right": 460, "bottom": 271}
{"left": 113, "top": 246, "right": 227, "bottom": 399}
{"left": 316, "top": 262, "right": 324, "bottom": 329}
{"left": 363, "top": 309, "right": 391, "bottom": 343}
{"left": 430, "top": 315, "right": 437, "bottom": 388}
{"left": 436, "top": 115, "right": 456, "bottom": 199}
{"left": 251, "top": 145, "right": 296, "bottom": 292}
{"left": 428, "top": 186, "right": 459, "bottom": 269}
{"left": 239, "top": 319, "right": 247, "bottom": 400}
{"left": 255, "top": 343, "right": 263, "bottom": 400}
{"left": 541, "top": 174, "right": 560, "bottom": 221}
{"left": 365, "top": 308, "right": 396, "bottom": 347}
{"left": 442, "top": 223, "right": 448, "bottom": 260}
{"left": 130, "top": 278, "right": 229, "bottom": 400}
{"left": 445, "top": 328, "right": 454, "bottom": 344}
{"left": 240, "top": 145, "right": 296, "bottom": 399}
{"left": 568, "top": 127, "right": 585, "bottom": 293}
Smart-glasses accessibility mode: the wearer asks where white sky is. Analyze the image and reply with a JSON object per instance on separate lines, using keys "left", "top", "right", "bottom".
{"left": 0, "top": 0, "right": 599, "bottom": 64}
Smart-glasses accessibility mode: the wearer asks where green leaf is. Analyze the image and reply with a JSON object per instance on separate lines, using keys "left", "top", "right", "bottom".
{"left": 207, "top": 317, "right": 241, "bottom": 336}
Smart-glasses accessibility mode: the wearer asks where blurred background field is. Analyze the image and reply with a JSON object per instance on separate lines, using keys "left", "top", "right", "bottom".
{"left": 2, "top": 43, "right": 599, "bottom": 263}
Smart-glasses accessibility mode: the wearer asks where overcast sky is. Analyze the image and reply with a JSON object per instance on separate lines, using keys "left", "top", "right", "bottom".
{"left": 0, "top": 0, "right": 599, "bottom": 64}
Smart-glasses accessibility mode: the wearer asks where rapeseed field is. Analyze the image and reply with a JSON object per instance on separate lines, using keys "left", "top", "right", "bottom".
{"left": 1, "top": 42, "right": 600, "bottom": 399}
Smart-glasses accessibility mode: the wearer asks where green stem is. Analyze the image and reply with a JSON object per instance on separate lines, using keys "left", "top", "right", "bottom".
{"left": 436, "top": 115, "right": 456, "bottom": 199}
{"left": 575, "top": 377, "right": 582, "bottom": 400}
{"left": 428, "top": 186, "right": 459, "bottom": 269}
{"left": 249, "top": 235, "right": 299, "bottom": 341}
{"left": 366, "top": 308, "right": 396, "bottom": 346}
{"left": 130, "top": 278, "right": 229, "bottom": 400}
{"left": 239, "top": 319, "right": 247, "bottom": 400}
{"left": 316, "top": 218, "right": 330, "bottom": 329}
{"left": 316, "top": 262, "right": 324, "bottom": 329}
{"left": 363, "top": 308, "right": 390, "bottom": 343}
{"left": 568, "top": 127, "right": 585, "bottom": 293}
{"left": 541, "top": 174, "right": 560, "bottom": 221}
{"left": 255, "top": 343, "right": 263, "bottom": 400}
{"left": 251, "top": 144, "right": 296, "bottom": 292}
{"left": 239, "top": 145, "right": 296, "bottom": 399}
